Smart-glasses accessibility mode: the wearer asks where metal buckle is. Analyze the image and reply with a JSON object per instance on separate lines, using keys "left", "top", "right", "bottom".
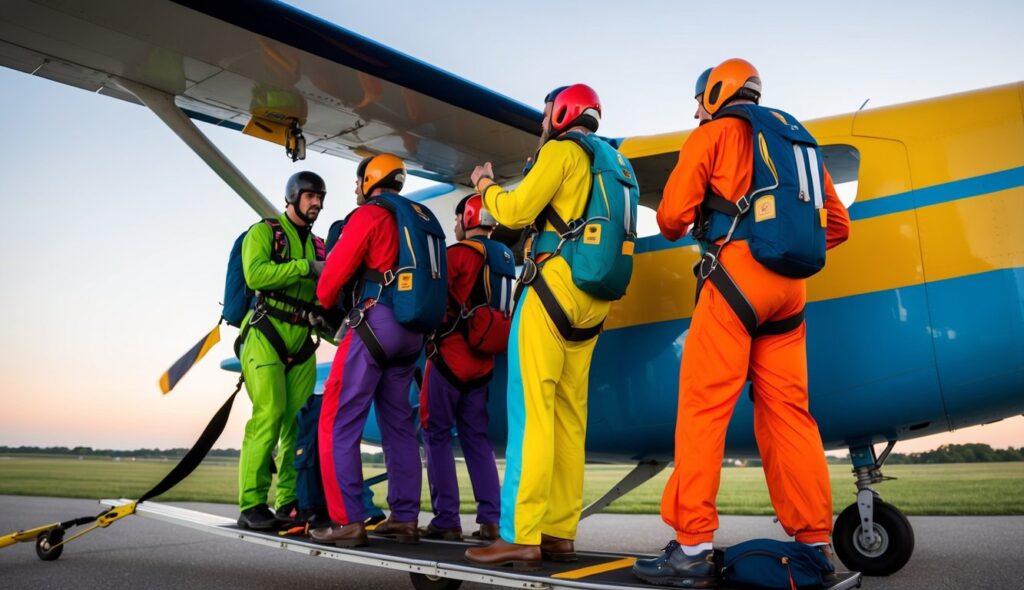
{"left": 382, "top": 269, "right": 396, "bottom": 285}
{"left": 520, "top": 258, "right": 539, "bottom": 286}
{"left": 344, "top": 306, "right": 366, "bottom": 329}
{"left": 563, "top": 218, "right": 585, "bottom": 239}
{"left": 698, "top": 252, "right": 718, "bottom": 280}
{"left": 736, "top": 195, "right": 751, "bottom": 214}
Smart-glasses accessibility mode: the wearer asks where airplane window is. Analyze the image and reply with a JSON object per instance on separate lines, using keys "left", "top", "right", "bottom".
{"left": 821, "top": 144, "right": 860, "bottom": 208}
{"left": 636, "top": 205, "right": 661, "bottom": 238}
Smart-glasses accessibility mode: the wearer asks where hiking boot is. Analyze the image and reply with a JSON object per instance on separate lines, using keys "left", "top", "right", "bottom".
{"left": 472, "top": 522, "right": 500, "bottom": 541}
{"left": 310, "top": 521, "right": 367, "bottom": 548}
{"left": 541, "top": 534, "right": 577, "bottom": 562}
{"left": 370, "top": 516, "right": 420, "bottom": 544}
{"left": 421, "top": 523, "right": 463, "bottom": 541}
{"left": 632, "top": 541, "right": 718, "bottom": 588}
{"left": 297, "top": 508, "right": 331, "bottom": 529}
{"left": 237, "top": 504, "right": 280, "bottom": 531}
{"left": 465, "top": 538, "right": 542, "bottom": 571}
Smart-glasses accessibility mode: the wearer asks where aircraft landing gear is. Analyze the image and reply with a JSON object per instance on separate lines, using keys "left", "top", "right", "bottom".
{"left": 834, "top": 441, "right": 914, "bottom": 576}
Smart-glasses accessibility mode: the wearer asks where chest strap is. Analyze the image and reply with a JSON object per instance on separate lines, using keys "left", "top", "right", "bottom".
{"left": 695, "top": 243, "right": 804, "bottom": 338}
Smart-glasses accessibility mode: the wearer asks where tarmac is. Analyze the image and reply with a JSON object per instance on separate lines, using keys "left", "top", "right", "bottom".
{"left": 1, "top": 495, "right": 1022, "bottom": 589}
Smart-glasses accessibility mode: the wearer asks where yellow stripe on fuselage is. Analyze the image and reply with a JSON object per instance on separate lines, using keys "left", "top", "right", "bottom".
{"left": 605, "top": 187, "right": 1022, "bottom": 331}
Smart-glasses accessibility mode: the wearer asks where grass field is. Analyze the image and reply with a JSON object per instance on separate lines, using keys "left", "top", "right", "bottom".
{"left": 1, "top": 456, "right": 1022, "bottom": 516}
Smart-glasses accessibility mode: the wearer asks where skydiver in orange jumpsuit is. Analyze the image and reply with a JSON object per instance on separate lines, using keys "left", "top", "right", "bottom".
{"left": 633, "top": 59, "right": 851, "bottom": 588}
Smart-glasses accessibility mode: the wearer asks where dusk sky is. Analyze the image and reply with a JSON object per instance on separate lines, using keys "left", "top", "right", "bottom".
{"left": 1, "top": 0, "right": 1022, "bottom": 455}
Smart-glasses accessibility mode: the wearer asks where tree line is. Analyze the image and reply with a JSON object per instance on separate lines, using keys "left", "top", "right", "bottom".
{"left": 3, "top": 444, "right": 1022, "bottom": 464}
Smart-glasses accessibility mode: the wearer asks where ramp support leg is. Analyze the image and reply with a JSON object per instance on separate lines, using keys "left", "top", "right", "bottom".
{"left": 580, "top": 460, "right": 668, "bottom": 520}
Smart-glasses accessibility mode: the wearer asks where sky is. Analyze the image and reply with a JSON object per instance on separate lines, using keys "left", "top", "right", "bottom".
{"left": 1, "top": 0, "right": 1022, "bottom": 455}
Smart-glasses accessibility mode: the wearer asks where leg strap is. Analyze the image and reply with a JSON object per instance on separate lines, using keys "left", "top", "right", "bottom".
{"left": 352, "top": 313, "right": 420, "bottom": 368}
{"left": 236, "top": 314, "right": 318, "bottom": 372}
{"left": 530, "top": 270, "right": 602, "bottom": 342}
{"left": 428, "top": 351, "right": 493, "bottom": 395}
{"left": 694, "top": 246, "right": 803, "bottom": 338}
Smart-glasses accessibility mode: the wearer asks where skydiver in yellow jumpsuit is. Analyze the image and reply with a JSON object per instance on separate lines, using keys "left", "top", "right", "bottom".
{"left": 464, "top": 84, "right": 612, "bottom": 571}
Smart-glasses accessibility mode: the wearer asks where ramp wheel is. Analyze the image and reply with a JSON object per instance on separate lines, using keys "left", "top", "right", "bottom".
{"left": 35, "top": 530, "right": 64, "bottom": 561}
{"left": 409, "top": 572, "right": 462, "bottom": 590}
{"left": 833, "top": 499, "right": 914, "bottom": 576}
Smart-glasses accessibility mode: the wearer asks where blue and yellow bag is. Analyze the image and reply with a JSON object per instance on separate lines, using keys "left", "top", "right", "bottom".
{"left": 700, "top": 104, "right": 828, "bottom": 278}
{"left": 360, "top": 193, "right": 448, "bottom": 333}
{"left": 532, "top": 131, "right": 639, "bottom": 300}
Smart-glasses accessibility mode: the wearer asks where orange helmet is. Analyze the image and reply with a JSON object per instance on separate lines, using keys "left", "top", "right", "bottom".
{"left": 702, "top": 58, "right": 762, "bottom": 115}
{"left": 546, "top": 83, "right": 601, "bottom": 134}
{"left": 358, "top": 153, "right": 406, "bottom": 195}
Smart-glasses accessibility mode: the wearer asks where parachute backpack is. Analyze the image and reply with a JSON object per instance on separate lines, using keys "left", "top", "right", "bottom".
{"left": 443, "top": 236, "right": 516, "bottom": 355}
{"left": 531, "top": 131, "right": 639, "bottom": 301}
{"left": 696, "top": 103, "right": 828, "bottom": 278}
{"left": 355, "top": 193, "right": 448, "bottom": 333}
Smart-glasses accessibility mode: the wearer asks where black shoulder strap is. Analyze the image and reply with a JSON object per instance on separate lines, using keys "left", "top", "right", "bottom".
{"left": 532, "top": 132, "right": 600, "bottom": 236}
{"left": 262, "top": 218, "right": 290, "bottom": 262}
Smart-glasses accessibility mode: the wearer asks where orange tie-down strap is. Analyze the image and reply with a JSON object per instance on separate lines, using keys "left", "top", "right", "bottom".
{"left": 551, "top": 557, "right": 638, "bottom": 580}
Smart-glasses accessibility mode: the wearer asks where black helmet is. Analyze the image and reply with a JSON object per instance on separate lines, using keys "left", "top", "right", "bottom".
{"left": 285, "top": 171, "right": 327, "bottom": 205}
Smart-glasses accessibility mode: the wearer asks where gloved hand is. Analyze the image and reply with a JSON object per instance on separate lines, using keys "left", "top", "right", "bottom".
{"left": 310, "top": 260, "right": 326, "bottom": 277}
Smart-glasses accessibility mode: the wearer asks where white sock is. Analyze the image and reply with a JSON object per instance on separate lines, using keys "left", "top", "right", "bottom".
{"left": 805, "top": 542, "right": 829, "bottom": 547}
{"left": 680, "top": 542, "right": 713, "bottom": 556}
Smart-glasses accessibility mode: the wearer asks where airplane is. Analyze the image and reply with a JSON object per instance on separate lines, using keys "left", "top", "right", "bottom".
{"left": 1, "top": 0, "right": 1021, "bottom": 579}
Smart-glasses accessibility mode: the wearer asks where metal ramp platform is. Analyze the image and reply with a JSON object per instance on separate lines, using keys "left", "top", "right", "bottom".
{"left": 101, "top": 499, "right": 862, "bottom": 590}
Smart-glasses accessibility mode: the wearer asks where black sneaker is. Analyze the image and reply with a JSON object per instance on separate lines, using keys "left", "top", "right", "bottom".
{"left": 238, "top": 504, "right": 280, "bottom": 531}
{"left": 632, "top": 541, "right": 718, "bottom": 588}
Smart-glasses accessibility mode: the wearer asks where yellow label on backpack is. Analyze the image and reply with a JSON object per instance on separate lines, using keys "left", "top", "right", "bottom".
{"left": 621, "top": 241, "right": 635, "bottom": 256}
{"left": 398, "top": 272, "right": 413, "bottom": 291}
{"left": 754, "top": 195, "right": 776, "bottom": 222}
{"left": 584, "top": 224, "right": 602, "bottom": 245}
{"left": 819, "top": 208, "right": 828, "bottom": 227}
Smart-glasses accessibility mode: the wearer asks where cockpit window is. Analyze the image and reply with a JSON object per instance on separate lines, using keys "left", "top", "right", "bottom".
{"left": 821, "top": 144, "right": 860, "bottom": 208}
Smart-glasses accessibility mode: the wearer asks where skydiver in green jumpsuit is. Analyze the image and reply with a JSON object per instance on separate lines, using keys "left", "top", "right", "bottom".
{"left": 237, "top": 171, "right": 328, "bottom": 530}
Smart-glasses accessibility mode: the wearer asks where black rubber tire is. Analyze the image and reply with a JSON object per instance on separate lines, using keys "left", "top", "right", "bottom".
{"left": 834, "top": 499, "right": 914, "bottom": 576}
{"left": 409, "top": 572, "right": 463, "bottom": 590}
{"left": 35, "top": 530, "right": 64, "bottom": 561}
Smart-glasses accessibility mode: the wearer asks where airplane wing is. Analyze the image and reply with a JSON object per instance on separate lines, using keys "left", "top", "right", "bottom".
{"left": 0, "top": 0, "right": 542, "bottom": 185}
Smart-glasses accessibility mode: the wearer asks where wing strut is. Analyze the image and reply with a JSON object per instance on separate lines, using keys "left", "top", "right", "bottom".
{"left": 579, "top": 460, "right": 669, "bottom": 520}
{"left": 112, "top": 78, "right": 278, "bottom": 218}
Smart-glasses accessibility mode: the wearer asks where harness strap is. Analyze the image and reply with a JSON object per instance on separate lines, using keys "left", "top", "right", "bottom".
{"left": 694, "top": 245, "right": 804, "bottom": 339}
{"left": 530, "top": 271, "right": 603, "bottom": 342}
{"left": 237, "top": 314, "right": 318, "bottom": 372}
{"left": 352, "top": 318, "right": 420, "bottom": 368}
{"left": 428, "top": 352, "right": 492, "bottom": 394}
{"left": 755, "top": 309, "right": 805, "bottom": 338}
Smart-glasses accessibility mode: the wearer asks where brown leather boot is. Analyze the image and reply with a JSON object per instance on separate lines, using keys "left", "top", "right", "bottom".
{"left": 370, "top": 516, "right": 420, "bottom": 544}
{"left": 541, "top": 533, "right": 577, "bottom": 562}
{"left": 465, "top": 539, "right": 542, "bottom": 571}
{"left": 472, "top": 522, "right": 500, "bottom": 541}
{"left": 421, "top": 523, "right": 463, "bottom": 541}
{"left": 309, "top": 522, "right": 367, "bottom": 548}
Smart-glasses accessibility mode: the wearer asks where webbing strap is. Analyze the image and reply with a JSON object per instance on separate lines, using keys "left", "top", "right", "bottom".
{"left": 238, "top": 315, "right": 318, "bottom": 372}
{"left": 706, "top": 263, "right": 759, "bottom": 336}
{"left": 429, "top": 353, "right": 492, "bottom": 394}
{"left": 755, "top": 309, "right": 805, "bottom": 338}
{"left": 694, "top": 247, "right": 804, "bottom": 339}
{"left": 530, "top": 272, "right": 603, "bottom": 342}
{"left": 353, "top": 319, "right": 420, "bottom": 368}
{"left": 140, "top": 377, "right": 243, "bottom": 502}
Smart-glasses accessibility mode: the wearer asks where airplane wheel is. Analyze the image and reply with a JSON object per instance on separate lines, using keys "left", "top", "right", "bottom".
{"left": 833, "top": 500, "right": 914, "bottom": 576}
{"left": 409, "top": 572, "right": 462, "bottom": 590}
{"left": 35, "top": 530, "right": 64, "bottom": 561}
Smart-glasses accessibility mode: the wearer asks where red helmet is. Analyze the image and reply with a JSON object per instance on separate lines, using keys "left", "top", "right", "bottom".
{"left": 457, "top": 194, "right": 496, "bottom": 230}
{"left": 546, "top": 83, "right": 601, "bottom": 134}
